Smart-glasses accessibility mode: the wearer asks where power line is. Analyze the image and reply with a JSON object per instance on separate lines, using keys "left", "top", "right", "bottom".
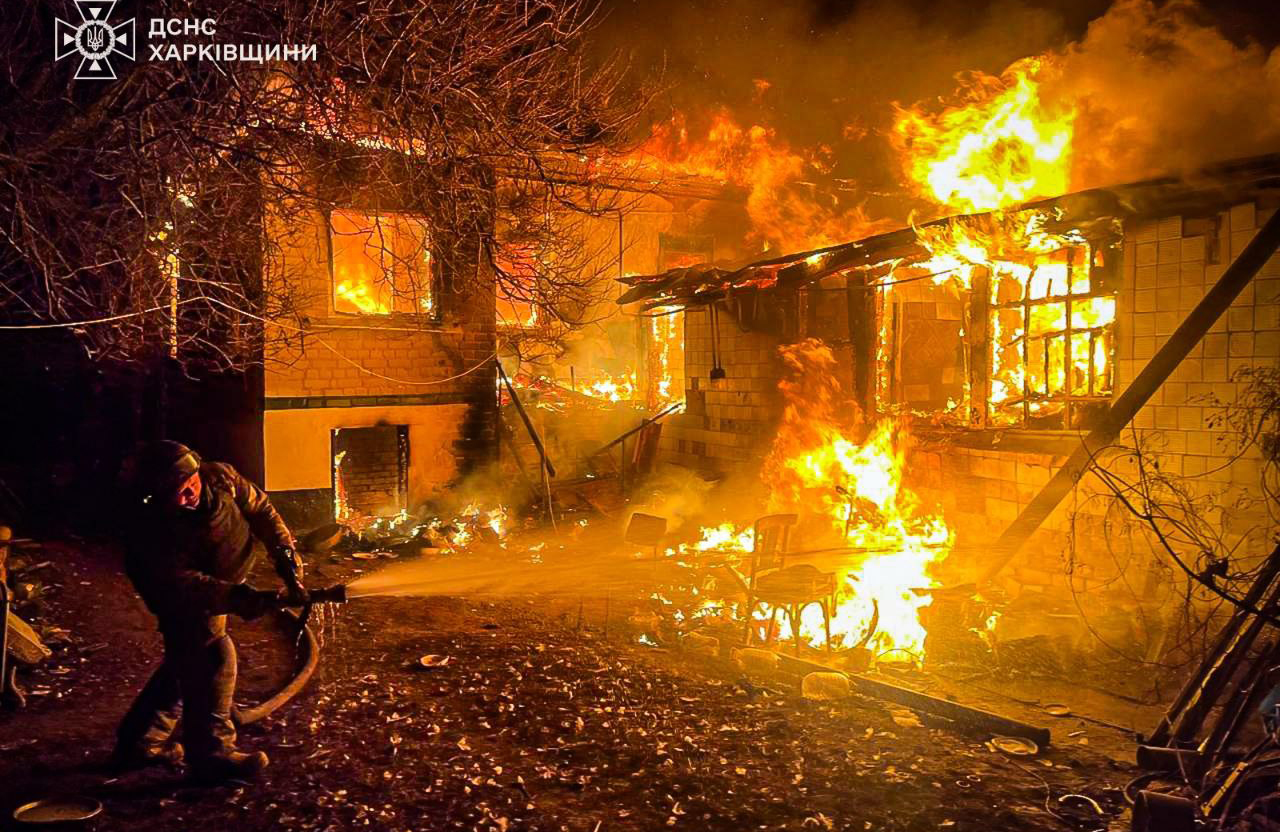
{"left": 0, "top": 295, "right": 498, "bottom": 389}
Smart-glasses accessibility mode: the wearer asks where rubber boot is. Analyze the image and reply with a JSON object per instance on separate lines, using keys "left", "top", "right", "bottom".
{"left": 187, "top": 750, "right": 269, "bottom": 784}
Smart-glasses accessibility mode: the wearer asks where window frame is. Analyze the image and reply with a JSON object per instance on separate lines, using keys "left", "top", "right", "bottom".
{"left": 983, "top": 244, "right": 1117, "bottom": 430}
{"left": 327, "top": 208, "right": 438, "bottom": 320}
{"left": 874, "top": 240, "right": 1119, "bottom": 432}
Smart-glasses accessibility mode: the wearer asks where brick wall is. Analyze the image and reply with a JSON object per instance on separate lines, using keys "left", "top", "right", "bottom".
{"left": 659, "top": 303, "right": 782, "bottom": 474}
{"left": 263, "top": 204, "right": 497, "bottom": 500}
{"left": 264, "top": 203, "right": 496, "bottom": 404}
{"left": 909, "top": 193, "right": 1280, "bottom": 606}
{"left": 335, "top": 425, "right": 405, "bottom": 516}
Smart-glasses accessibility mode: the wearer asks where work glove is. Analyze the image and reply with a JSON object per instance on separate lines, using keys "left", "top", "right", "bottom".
{"left": 232, "top": 585, "right": 289, "bottom": 621}
{"left": 272, "top": 547, "right": 307, "bottom": 605}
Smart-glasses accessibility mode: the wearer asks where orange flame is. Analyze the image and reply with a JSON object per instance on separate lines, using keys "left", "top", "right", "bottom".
{"left": 758, "top": 340, "right": 951, "bottom": 656}
{"left": 625, "top": 109, "right": 895, "bottom": 252}
{"left": 886, "top": 55, "right": 1115, "bottom": 428}
{"left": 892, "top": 57, "right": 1074, "bottom": 214}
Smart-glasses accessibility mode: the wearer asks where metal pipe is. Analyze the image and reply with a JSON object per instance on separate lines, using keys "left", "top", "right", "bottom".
{"left": 585, "top": 402, "right": 681, "bottom": 458}
{"left": 497, "top": 361, "right": 557, "bottom": 478}
{"left": 1147, "top": 543, "right": 1280, "bottom": 747}
{"left": 309, "top": 583, "right": 348, "bottom": 604}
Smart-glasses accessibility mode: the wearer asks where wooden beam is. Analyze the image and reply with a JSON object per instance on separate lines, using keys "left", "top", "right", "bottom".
{"left": 846, "top": 274, "right": 873, "bottom": 411}
{"left": 775, "top": 653, "right": 1051, "bottom": 746}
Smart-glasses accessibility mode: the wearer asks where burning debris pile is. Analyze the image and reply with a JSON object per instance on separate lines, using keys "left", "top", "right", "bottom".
{"left": 325, "top": 468, "right": 512, "bottom": 557}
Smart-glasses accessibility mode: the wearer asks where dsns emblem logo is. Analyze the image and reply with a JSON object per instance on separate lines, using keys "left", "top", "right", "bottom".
{"left": 54, "top": 0, "right": 135, "bottom": 80}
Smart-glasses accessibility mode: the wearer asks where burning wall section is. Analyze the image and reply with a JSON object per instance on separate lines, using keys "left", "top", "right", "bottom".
{"left": 641, "top": 186, "right": 1279, "bottom": 663}
{"left": 659, "top": 305, "right": 782, "bottom": 473}
{"left": 261, "top": 196, "right": 497, "bottom": 525}
{"left": 905, "top": 195, "right": 1280, "bottom": 640}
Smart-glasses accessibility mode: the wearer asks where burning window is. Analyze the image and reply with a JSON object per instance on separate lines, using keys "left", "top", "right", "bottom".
{"left": 873, "top": 212, "right": 1118, "bottom": 430}
{"left": 332, "top": 425, "right": 409, "bottom": 524}
{"left": 987, "top": 244, "right": 1115, "bottom": 428}
{"left": 330, "top": 210, "right": 435, "bottom": 316}
{"left": 494, "top": 245, "right": 539, "bottom": 329}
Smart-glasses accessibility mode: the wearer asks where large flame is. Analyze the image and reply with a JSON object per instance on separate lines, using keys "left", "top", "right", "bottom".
{"left": 755, "top": 340, "right": 951, "bottom": 657}
{"left": 886, "top": 52, "right": 1115, "bottom": 428}
{"left": 624, "top": 109, "right": 895, "bottom": 252}
{"left": 891, "top": 57, "right": 1074, "bottom": 214}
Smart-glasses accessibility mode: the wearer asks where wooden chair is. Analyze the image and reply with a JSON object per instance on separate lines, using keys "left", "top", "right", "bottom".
{"left": 742, "top": 514, "right": 836, "bottom": 655}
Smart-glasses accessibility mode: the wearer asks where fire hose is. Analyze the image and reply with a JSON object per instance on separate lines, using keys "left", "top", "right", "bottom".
{"left": 232, "top": 583, "right": 348, "bottom": 727}
{"left": 0, "top": 582, "right": 9, "bottom": 706}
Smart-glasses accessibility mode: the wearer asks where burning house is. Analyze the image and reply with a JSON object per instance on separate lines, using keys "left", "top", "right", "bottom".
{"left": 8, "top": 1, "right": 1280, "bottom": 830}
{"left": 258, "top": 195, "right": 500, "bottom": 527}
{"left": 618, "top": 152, "right": 1280, "bottom": 662}
{"left": 254, "top": 166, "right": 750, "bottom": 531}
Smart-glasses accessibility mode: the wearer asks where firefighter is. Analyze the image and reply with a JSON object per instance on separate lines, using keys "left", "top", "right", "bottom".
{"left": 113, "top": 441, "right": 307, "bottom": 783}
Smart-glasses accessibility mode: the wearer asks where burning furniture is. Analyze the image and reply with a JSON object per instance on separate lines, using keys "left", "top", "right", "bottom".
{"left": 739, "top": 513, "right": 838, "bottom": 656}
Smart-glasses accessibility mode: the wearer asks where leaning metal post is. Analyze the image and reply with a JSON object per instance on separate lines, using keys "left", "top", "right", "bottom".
{"left": 979, "top": 207, "right": 1280, "bottom": 583}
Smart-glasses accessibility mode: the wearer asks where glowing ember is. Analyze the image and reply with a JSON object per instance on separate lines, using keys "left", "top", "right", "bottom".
{"left": 687, "top": 523, "right": 755, "bottom": 555}
{"left": 333, "top": 450, "right": 352, "bottom": 524}
{"left": 580, "top": 371, "right": 637, "bottom": 403}
{"left": 648, "top": 311, "right": 684, "bottom": 408}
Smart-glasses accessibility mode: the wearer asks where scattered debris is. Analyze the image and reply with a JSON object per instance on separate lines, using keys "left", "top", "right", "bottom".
{"left": 989, "top": 736, "right": 1039, "bottom": 757}
{"left": 801, "top": 672, "right": 851, "bottom": 701}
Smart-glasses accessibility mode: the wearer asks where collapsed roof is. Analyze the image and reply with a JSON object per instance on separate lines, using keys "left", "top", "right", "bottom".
{"left": 616, "top": 152, "right": 1280, "bottom": 312}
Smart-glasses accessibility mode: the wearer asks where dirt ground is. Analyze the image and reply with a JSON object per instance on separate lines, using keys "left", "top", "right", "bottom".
{"left": 0, "top": 540, "right": 1144, "bottom": 831}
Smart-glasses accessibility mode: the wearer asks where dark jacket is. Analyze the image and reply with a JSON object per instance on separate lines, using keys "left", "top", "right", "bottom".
{"left": 125, "top": 462, "right": 294, "bottom": 629}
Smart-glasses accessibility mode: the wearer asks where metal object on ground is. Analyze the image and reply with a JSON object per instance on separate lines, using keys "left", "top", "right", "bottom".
{"left": 301, "top": 523, "right": 346, "bottom": 554}
{"left": 12, "top": 796, "right": 103, "bottom": 828}
{"left": 418, "top": 654, "right": 450, "bottom": 668}
{"left": 801, "top": 672, "right": 851, "bottom": 701}
{"left": 1134, "top": 745, "right": 1207, "bottom": 779}
{"left": 1131, "top": 790, "right": 1195, "bottom": 832}
{"left": 1043, "top": 704, "right": 1071, "bottom": 717}
{"left": 1058, "top": 794, "right": 1103, "bottom": 815}
{"left": 1135, "top": 543, "right": 1280, "bottom": 793}
{"left": 5, "top": 603, "right": 51, "bottom": 665}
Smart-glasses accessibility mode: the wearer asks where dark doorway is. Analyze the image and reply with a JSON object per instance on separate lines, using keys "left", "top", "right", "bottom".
{"left": 332, "top": 425, "right": 409, "bottom": 521}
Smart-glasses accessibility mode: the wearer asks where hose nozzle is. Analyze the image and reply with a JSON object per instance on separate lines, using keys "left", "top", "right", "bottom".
{"left": 309, "top": 583, "right": 348, "bottom": 604}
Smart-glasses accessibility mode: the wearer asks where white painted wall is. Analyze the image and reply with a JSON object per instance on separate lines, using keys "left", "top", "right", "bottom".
{"left": 263, "top": 404, "right": 468, "bottom": 505}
